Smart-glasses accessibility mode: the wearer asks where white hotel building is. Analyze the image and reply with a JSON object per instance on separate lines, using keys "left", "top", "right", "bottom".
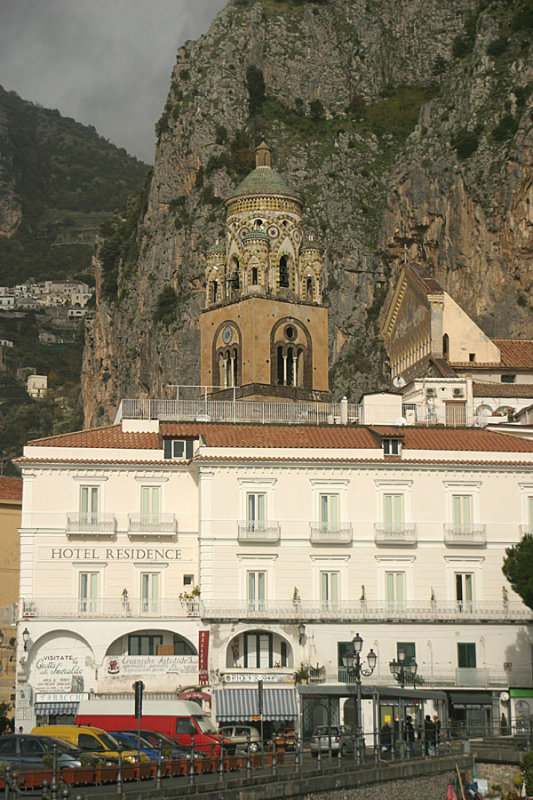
{"left": 14, "top": 399, "right": 533, "bottom": 736}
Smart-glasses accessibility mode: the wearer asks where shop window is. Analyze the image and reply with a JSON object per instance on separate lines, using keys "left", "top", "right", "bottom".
{"left": 128, "top": 634, "right": 163, "bottom": 655}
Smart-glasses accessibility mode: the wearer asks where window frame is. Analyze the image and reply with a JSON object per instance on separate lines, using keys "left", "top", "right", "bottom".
{"left": 457, "top": 642, "right": 476, "bottom": 669}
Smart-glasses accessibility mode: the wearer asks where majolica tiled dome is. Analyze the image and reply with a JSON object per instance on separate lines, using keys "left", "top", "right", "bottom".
{"left": 226, "top": 142, "right": 301, "bottom": 203}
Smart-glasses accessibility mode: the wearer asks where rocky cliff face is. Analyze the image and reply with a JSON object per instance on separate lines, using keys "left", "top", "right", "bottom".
{"left": 82, "top": 0, "right": 533, "bottom": 427}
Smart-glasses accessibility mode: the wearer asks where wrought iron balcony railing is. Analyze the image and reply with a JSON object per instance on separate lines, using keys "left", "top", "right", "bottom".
{"left": 66, "top": 513, "right": 117, "bottom": 535}
{"left": 237, "top": 521, "right": 281, "bottom": 542}
{"left": 309, "top": 523, "right": 353, "bottom": 544}
{"left": 127, "top": 513, "right": 177, "bottom": 536}
{"left": 443, "top": 524, "right": 486, "bottom": 546}
{"left": 374, "top": 523, "right": 417, "bottom": 545}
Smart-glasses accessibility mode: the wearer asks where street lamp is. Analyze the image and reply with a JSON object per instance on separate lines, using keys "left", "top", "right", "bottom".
{"left": 22, "top": 629, "right": 30, "bottom": 653}
{"left": 389, "top": 648, "right": 418, "bottom": 689}
{"left": 342, "top": 633, "right": 377, "bottom": 764}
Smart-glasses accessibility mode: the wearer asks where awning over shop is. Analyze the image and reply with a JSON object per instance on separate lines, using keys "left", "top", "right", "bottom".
{"left": 215, "top": 688, "right": 298, "bottom": 722}
{"left": 447, "top": 692, "right": 493, "bottom": 708}
{"left": 34, "top": 702, "right": 79, "bottom": 715}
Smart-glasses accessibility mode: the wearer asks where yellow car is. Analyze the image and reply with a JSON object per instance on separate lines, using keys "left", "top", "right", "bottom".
{"left": 31, "top": 725, "right": 149, "bottom": 764}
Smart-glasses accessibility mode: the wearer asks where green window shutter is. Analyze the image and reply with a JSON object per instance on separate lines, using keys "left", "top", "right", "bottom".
{"left": 330, "top": 495, "right": 339, "bottom": 529}
{"left": 386, "top": 572, "right": 394, "bottom": 604}
{"left": 330, "top": 572, "right": 339, "bottom": 605}
{"left": 320, "top": 495, "right": 328, "bottom": 527}
{"left": 464, "top": 574, "right": 473, "bottom": 603}
{"left": 384, "top": 495, "right": 393, "bottom": 531}
{"left": 396, "top": 572, "right": 405, "bottom": 606}
{"left": 393, "top": 495, "right": 403, "bottom": 529}
{"left": 257, "top": 494, "right": 265, "bottom": 523}
{"left": 257, "top": 572, "right": 265, "bottom": 602}
{"left": 81, "top": 488, "right": 88, "bottom": 515}
{"left": 462, "top": 496, "right": 471, "bottom": 532}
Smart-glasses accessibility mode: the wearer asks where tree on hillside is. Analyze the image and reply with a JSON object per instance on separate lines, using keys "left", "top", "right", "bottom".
{"left": 502, "top": 535, "right": 533, "bottom": 611}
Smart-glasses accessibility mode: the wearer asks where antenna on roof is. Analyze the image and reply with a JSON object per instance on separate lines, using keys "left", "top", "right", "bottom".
{"left": 392, "top": 376, "right": 406, "bottom": 389}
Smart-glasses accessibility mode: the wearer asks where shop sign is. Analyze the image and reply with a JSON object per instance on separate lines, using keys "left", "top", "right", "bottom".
{"left": 35, "top": 655, "right": 86, "bottom": 692}
{"left": 35, "top": 693, "right": 88, "bottom": 703}
{"left": 104, "top": 655, "right": 198, "bottom": 676}
{"left": 198, "top": 631, "right": 209, "bottom": 685}
{"left": 223, "top": 673, "right": 294, "bottom": 683}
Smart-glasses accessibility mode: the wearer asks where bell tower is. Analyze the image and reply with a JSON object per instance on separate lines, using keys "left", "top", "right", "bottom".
{"left": 200, "top": 143, "right": 329, "bottom": 402}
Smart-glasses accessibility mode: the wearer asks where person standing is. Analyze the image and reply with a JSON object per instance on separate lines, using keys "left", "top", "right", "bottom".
{"left": 405, "top": 715, "right": 415, "bottom": 756}
{"left": 424, "top": 714, "right": 435, "bottom": 755}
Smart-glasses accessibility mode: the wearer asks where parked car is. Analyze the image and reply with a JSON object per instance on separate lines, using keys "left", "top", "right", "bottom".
{"left": 218, "top": 725, "right": 262, "bottom": 752}
{"left": 310, "top": 725, "right": 354, "bottom": 757}
{"left": 31, "top": 725, "right": 149, "bottom": 764}
{"left": 0, "top": 734, "right": 95, "bottom": 770}
{"left": 109, "top": 732, "right": 162, "bottom": 762}
{"left": 118, "top": 729, "right": 204, "bottom": 760}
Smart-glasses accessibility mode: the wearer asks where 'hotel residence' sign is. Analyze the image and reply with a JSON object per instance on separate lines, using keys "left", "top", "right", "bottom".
{"left": 45, "top": 548, "right": 182, "bottom": 561}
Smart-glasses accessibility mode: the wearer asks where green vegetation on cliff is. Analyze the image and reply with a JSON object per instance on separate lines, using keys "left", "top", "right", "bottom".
{"left": 0, "top": 86, "right": 149, "bottom": 285}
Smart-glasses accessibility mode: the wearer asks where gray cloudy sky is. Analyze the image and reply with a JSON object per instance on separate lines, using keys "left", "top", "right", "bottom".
{"left": 0, "top": 0, "right": 227, "bottom": 164}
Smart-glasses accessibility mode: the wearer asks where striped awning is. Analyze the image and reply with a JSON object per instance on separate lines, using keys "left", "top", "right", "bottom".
{"left": 34, "top": 702, "right": 79, "bottom": 716}
{"left": 215, "top": 688, "right": 298, "bottom": 722}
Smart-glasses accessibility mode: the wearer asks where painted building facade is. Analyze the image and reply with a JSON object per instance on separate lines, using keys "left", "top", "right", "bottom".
{"left": 14, "top": 411, "right": 533, "bottom": 735}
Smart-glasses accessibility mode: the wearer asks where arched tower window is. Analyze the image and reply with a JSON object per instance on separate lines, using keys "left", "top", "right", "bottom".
{"left": 252, "top": 267, "right": 258, "bottom": 286}
{"left": 212, "top": 281, "right": 218, "bottom": 303}
{"left": 443, "top": 333, "right": 449, "bottom": 359}
{"left": 306, "top": 277, "right": 313, "bottom": 301}
{"left": 279, "top": 256, "right": 289, "bottom": 288}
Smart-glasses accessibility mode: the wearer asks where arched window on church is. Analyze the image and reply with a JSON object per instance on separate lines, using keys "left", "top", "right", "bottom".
{"left": 279, "top": 256, "right": 289, "bottom": 288}
{"left": 277, "top": 346, "right": 284, "bottom": 386}
{"left": 252, "top": 267, "right": 258, "bottom": 286}
{"left": 443, "top": 333, "right": 449, "bottom": 359}
{"left": 306, "top": 277, "right": 313, "bottom": 301}
{"left": 212, "top": 281, "right": 218, "bottom": 304}
{"left": 232, "top": 348, "right": 238, "bottom": 386}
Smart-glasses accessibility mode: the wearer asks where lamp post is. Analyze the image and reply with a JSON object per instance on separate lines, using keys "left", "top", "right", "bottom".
{"left": 389, "top": 649, "right": 418, "bottom": 689}
{"left": 342, "top": 633, "right": 377, "bottom": 764}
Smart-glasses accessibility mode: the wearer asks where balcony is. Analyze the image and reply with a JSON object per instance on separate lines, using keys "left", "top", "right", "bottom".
{"left": 21, "top": 597, "right": 200, "bottom": 619}
{"left": 309, "top": 523, "right": 353, "bottom": 545}
{"left": 66, "top": 513, "right": 116, "bottom": 536}
{"left": 443, "top": 524, "right": 486, "bottom": 546}
{"left": 456, "top": 668, "right": 489, "bottom": 687}
{"left": 237, "top": 521, "right": 281, "bottom": 543}
{"left": 127, "top": 513, "right": 177, "bottom": 537}
{"left": 374, "top": 523, "right": 417, "bottom": 546}
{"left": 21, "top": 596, "right": 533, "bottom": 623}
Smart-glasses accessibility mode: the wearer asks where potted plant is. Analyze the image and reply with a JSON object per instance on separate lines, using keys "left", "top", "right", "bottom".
{"left": 294, "top": 663, "right": 310, "bottom": 684}
{"left": 179, "top": 586, "right": 200, "bottom": 615}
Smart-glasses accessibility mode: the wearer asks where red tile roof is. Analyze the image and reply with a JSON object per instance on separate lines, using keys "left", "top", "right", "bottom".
{"left": 0, "top": 476, "right": 22, "bottom": 502}
{"left": 406, "top": 263, "right": 444, "bottom": 295}
{"left": 369, "top": 425, "right": 533, "bottom": 452}
{"left": 25, "top": 421, "right": 533, "bottom": 454}
{"left": 473, "top": 382, "right": 533, "bottom": 398}
{"left": 492, "top": 339, "right": 533, "bottom": 369}
{"left": 27, "top": 425, "right": 161, "bottom": 450}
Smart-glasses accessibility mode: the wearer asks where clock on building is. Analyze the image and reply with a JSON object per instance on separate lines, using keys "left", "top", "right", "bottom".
{"left": 222, "top": 326, "right": 233, "bottom": 344}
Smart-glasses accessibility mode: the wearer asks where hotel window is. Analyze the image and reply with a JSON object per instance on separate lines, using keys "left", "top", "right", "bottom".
{"left": 141, "top": 486, "right": 160, "bottom": 526}
{"left": 247, "top": 492, "right": 266, "bottom": 533}
{"left": 319, "top": 494, "right": 339, "bottom": 533}
{"left": 141, "top": 572, "right": 160, "bottom": 614}
{"left": 247, "top": 571, "right": 266, "bottom": 611}
{"left": 384, "top": 494, "right": 404, "bottom": 533}
{"left": 457, "top": 642, "right": 476, "bottom": 669}
{"left": 385, "top": 571, "right": 405, "bottom": 610}
{"left": 452, "top": 495, "right": 473, "bottom": 534}
{"left": 80, "top": 486, "right": 98, "bottom": 526}
{"left": 456, "top": 572, "right": 473, "bottom": 612}
{"left": 320, "top": 571, "right": 339, "bottom": 610}
{"left": 79, "top": 572, "right": 98, "bottom": 613}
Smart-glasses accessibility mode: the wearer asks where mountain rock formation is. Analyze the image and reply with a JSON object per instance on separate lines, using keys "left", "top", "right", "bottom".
{"left": 82, "top": 0, "right": 533, "bottom": 427}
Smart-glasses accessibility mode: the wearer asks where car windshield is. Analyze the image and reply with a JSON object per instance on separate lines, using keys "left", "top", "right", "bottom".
{"left": 194, "top": 716, "right": 217, "bottom": 734}
{"left": 41, "top": 737, "right": 79, "bottom": 753}
{"left": 98, "top": 732, "right": 120, "bottom": 750}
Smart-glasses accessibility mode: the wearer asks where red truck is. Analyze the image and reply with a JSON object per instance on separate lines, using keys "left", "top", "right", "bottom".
{"left": 76, "top": 698, "right": 231, "bottom": 756}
